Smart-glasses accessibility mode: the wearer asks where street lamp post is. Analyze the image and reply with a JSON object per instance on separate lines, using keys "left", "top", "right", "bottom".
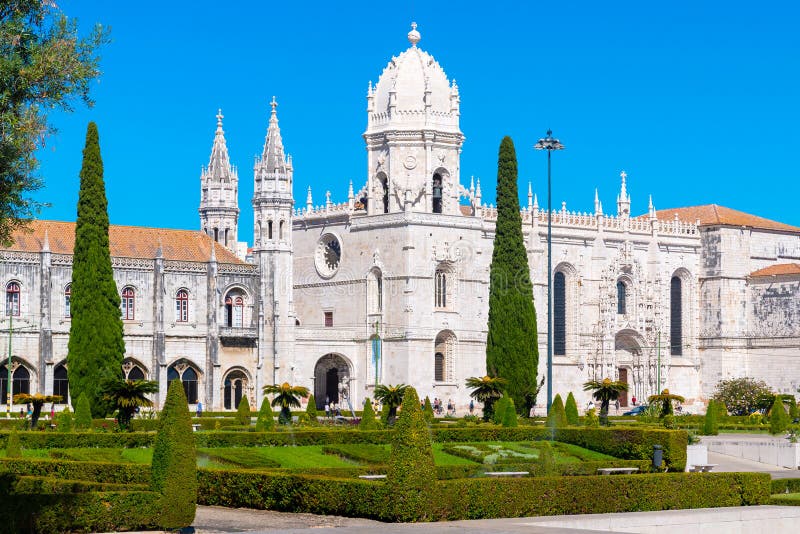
{"left": 534, "top": 130, "right": 564, "bottom": 414}
{"left": 6, "top": 311, "right": 11, "bottom": 418}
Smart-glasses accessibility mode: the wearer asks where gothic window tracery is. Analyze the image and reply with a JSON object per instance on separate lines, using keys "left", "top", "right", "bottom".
{"left": 53, "top": 363, "right": 68, "bottom": 403}
{"left": 554, "top": 272, "right": 566, "bottom": 355}
{"left": 616, "top": 280, "right": 627, "bottom": 315}
{"left": 670, "top": 276, "right": 682, "bottom": 355}
{"left": 434, "top": 330, "right": 456, "bottom": 382}
{"left": 224, "top": 290, "right": 245, "bottom": 327}
{"left": 432, "top": 173, "right": 443, "bottom": 214}
{"left": 64, "top": 284, "right": 71, "bottom": 318}
{"left": 121, "top": 286, "right": 135, "bottom": 320}
{"left": 167, "top": 362, "right": 199, "bottom": 404}
{"left": 0, "top": 362, "right": 30, "bottom": 404}
{"left": 5, "top": 281, "right": 20, "bottom": 316}
{"left": 175, "top": 289, "right": 189, "bottom": 322}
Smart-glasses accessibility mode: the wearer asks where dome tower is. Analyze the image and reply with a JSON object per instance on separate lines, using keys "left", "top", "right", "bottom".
{"left": 363, "top": 23, "right": 465, "bottom": 216}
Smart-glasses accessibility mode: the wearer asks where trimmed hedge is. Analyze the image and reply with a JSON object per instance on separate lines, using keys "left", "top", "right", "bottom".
{"left": 12, "top": 475, "right": 144, "bottom": 494}
{"left": 197, "top": 469, "right": 769, "bottom": 521}
{"left": 0, "top": 458, "right": 149, "bottom": 485}
{"left": 770, "top": 493, "right": 800, "bottom": 506}
{"left": 772, "top": 478, "right": 800, "bottom": 494}
{"left": 0, "top": 431, "right": 153, "bottom": 449}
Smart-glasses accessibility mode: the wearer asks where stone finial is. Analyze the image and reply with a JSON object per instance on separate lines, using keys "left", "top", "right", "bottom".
{"left": 616, "top": 170, "right": 631, "bottom": 217}
{"left": 469, "top": 176, "right": 475, "bottom": 195}
{"left": 475, "top": 178, "right": 482, "bottom": 206}
{"left": 270, "top": 96, "right": 278, "bottom": 114}
{"left": 408, "top": 22, "right": 421, "bottom": 47}
{"left": 527, "top": 182, "right": 533, "bottom": 211}
{"left": 306, "top": 186, "right": 313, "bottom": 212}
{"left": 216, "top": 108, "right": 224, "bottom": 129}
{"left": 348, "top": 180, "right": 354, "bottom": 200}
{"left": 594, "top": 188, "right": 603, "bottom": 215}
{"left": 210, "top": 240, "right": 217, "bottom": 262}
{"left": 532, "top": 193, "right": 539, "bottom": 212}
{"left": 155, "top": 238, "right": 163, "bottom": 259}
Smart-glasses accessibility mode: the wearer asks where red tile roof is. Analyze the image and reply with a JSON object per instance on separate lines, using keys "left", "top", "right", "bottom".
{"left": 749, "top": 263, "right": 800, "bottom": 278}
{"left": 655, "top": 204, "right": 800, "bottom": 233}
{"left": 4, "top": 220, "right": 244, "bottom": 264}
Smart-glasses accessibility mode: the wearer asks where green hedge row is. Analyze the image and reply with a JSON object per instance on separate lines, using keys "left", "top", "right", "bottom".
{"left": 12, "top": 475, "right": 144, "bottom": 494}
{"left": 0, "top": 431, "right": 153, "bottom": 449}
{"left": 772, "top": 478, "right": 800, "bottom": 494}
{"left": 0, "top": 458, "right": 149, "bottom": 485}
{"left": 770, "top": 494, "right": 800, "bottom": 506}
{"left": 197, "top": 469, "right": 769, "bottom": 521}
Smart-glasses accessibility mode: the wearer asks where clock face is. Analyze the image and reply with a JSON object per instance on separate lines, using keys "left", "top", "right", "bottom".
{"left": 315, "top": 233, "right": 342, "bottom": 278}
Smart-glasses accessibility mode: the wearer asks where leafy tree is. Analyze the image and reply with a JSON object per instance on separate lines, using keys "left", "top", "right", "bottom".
{"left": 235, "top": 395, "right": 251, "bottom": 426}
{"left": 387, "top": 386, "right": 435, "bottom": 521}
{"left": 262, "top": 383, "right": 309, "bottom": 425}
{"left": 5, "top": 430, "right": 21, "bottom": 458}
{"left": 423, "top": 396, "right": 434, "bottom": 423}
{"left": 56, "top": 406, "right": 73, "bottom": 432}
{"left": 73, "top": 393, "right": 92, "bottom": 430}
{"left": 546, "top": 393, "right": 567, "bottom": 428}
{"left": 713, "top": 377, "right": 773, "bottom": 416}
{"left": 151, "top": 380, "right": 196, "bottom": 530}
{"left": 564, "top": 392, "right": 579, "bottom": 425}
{"left": 702, "top": 399, "right": 719, "bottom": 436}
{"left": 374, "top": 384, "right": 408, "bottom": 423}
{"left": 254, "top": 397, "right": 275, "bottom": 432}
{"left": 493, "top": 395, "right": 510, "bottom": 425}
{"left": 0, "top": 2, "right": 108, "bottom": 245}
{"left": 485, "top": 136, "right": 539, "bottom": 414}
{"left": 501, "top": 398, "right": 518, "bottom": 427}
{"left": 67, "top": 122, "right": 125, "bottom": 417}
{"left": 13, "top": 393, "right": 61, "bottom": 429}
{"left": 359, "top": 398, "right": 378, "bottom": 430}
{"left": 99, "top": 377, "right": 157, "bottom": 430}
{"left": 648, "top": 389, "right": 685, "bottom": 418}
{"left": 466, "top": 375, "right": 507, "bottom": 422}
{"left": 770, "top": 395, "right": 789, "bottom": 435}
{"left": 583, "top": 378, "right": 628, "bottom": 426}
{"left": 305, "top": 394, "right": 318, "bottom": 421}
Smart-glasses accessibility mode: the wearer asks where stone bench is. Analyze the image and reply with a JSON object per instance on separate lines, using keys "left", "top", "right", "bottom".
{"left": 689, "top": 464, "right": 717, "bottom": 472}
{"left": 484, "top": 471, "right": 530, "bottom": 478}
{"left": 357, "top": 474, "right": 387, "bottom": 480}
{"left": 597, "top": 467, "right": 639, "bottom": 475}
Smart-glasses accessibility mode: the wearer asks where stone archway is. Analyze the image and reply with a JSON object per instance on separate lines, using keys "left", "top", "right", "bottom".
{"left": 313, "top": 354, "right": 351, "bottom": 410}
{"left": 614, "top": 330, "right": 645, "bottom": 408}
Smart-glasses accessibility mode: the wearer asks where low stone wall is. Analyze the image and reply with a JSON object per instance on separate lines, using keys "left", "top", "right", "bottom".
{"left": 705, "top": 437, "right": 800, "bottom": 469}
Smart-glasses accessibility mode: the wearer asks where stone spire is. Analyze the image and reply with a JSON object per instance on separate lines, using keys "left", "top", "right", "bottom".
{"left": 648, "top": 194, "right": 656, "bottom": 220}
{"left": 616, "top": 170, "right": 631, "bottom": 218}
{"left": 594, "top": 188, "right": 603, "bottom": 215}
{"left": 260, "top": 97, "right": 290, "bottom": 174}
{"left": 306, "top": 186, "right": 313, "bottom": 213}
{"left": 206, "top": 109, "right": 235, "bottom": 181}
{"left": 475, "top": 178, "right": 482, "bottom": 207}
{"left": 527, "top": 182, "right": 533, "bottom": 211}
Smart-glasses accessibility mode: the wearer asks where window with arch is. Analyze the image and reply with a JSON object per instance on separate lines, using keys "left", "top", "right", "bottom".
{"left": 225, "top": 292, "right": 244, "bottom": 327}
{"left": 434, "top": 352, "right": 445, "bottom": 381}
{"left": 64, "top": 284, "right": 71, "bottom": 318}
{"left": 123, "top": 359, "right": 146, "bottom": 381}
{"left": 224, "top": 228, "right": 229, "bottom": 247}
{"left": 53, "top": 364, "right": 68, "bottom": 403}
{"left": 0, "top": 363, "right": 30, "bottom": 404}
{"left": 213, "top": 228, "right": 219, "bottom": 242}
{"left": 268, "top": 220, "right": 273, "bottom": 240}
{"left": 670, "top": 276, "right": 682, "bottom": 356}
{"left": 616, "top": 280, "right": 627, "bottom": 315}
{"left": 175, "top": 290, "right": 189, "bottom": 322}
{"left": 432, "top": 173, "right": 443, "bottom": 214}
{"left": 553, "top": 271, "right": 566, "bottom": 355}
{"left": 377, "top": 174, "right": 389, "bottom": 213}
{"left": 5, "top": 281, "right": 20, "bottom": 316}
{"left": 167, "top": 364, "right": 199, "bottom": 404}
{"left": 434, "top": 330, "right": 456, "bottom": 382}
{"left": 279, "top": 220, "right": 285, "bottom": 240}
{"left": 223, "top": 369, "right": 248, "bottom": 410}
{"left": 435, "top": 269, "right": 447, "bottom": 308}
{"left": 367, "top": 269, "right": 383, "bottom": 313}
{"left": 121, "top": 287, "right": 135, "bottom": 320}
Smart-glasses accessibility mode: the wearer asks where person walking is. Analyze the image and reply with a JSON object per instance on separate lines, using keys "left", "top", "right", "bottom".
{"left": 196, "top": 401, "right": 203, "bottom": 417}
{"left": 469, "top": 399, "right": 474, "bottom": 415}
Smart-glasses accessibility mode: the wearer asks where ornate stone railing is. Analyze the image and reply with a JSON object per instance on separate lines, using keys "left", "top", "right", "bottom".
{"left": 218, "top": 326, "right": 258, "bottom": 339}
{"left": 218, "top": 262, "right": 257, "bottom": 275}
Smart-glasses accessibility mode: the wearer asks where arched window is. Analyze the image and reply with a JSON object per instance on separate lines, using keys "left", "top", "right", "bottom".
{"left": 553, "top": 272, "right": 566, "bottom": 355}
{"left": 213, "top": 228, "right": 219, "bottom": 242}
{"left": 434, "top": 331, "right": 456, "bottom": 382}
{"left": 121, "top": 287, "right": 135, "bottom": 320}
{"left": 367, "top": 269, "right": 383, "bottom": 314}
{"left": 432, "top": 173, "right": 443, "bottom": 214}
{"left": 175, "top": 290, "right": 189, "bottom": 322}
{"left": 127, "top": 366, "right": 145, "bottom": 380}
{"left": 435, "top": 269, "right": 447, "bottom": 308}
{"left": 0, "top": 364, "right": 30, "bottom": 404}
{"left": 279, "top": 220, "right": 285, "bottom": 240}
{"left": 64, "top": 284, "right": 71, "bottom": 318}
{"left": 223, "top": 370, "right": 248, "bottom": 410}
{"left": 224, "top": 228, "right": 229, "bottom": 247}
{"left": 256, "top": 221, "right": 262, "bottom": 245}
{"left": 670, "top": 277, "right": 682, "bottom": 356}
{"left": 378, "top": 174, "right": 389, "bottom": 213}
{"left": 616, "top": 280, "right": 627, "bottom": 315}
{"left": 53, "top": 364, "right": 68, "bottom": 403}
{"left": 167, "top": 364, "right": 199, "bottom": 404}
{"left": 268, "top": 220, "right": 273, "bottom": 240}
{"left": 6, "top": 281, "right": 20, "bottom": 316}
{"left": 225, "top": 294, "right": 244, "bottom": 327}
{"left": 434, "top": 352, "right": 445, "bottom": 382}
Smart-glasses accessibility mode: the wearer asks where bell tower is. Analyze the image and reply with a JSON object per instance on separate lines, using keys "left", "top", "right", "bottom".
{"left": 199, "top": 110, "right": 239, "bottom": 251}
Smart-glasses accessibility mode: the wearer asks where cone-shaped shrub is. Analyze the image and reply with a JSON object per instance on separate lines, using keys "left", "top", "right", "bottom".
{"left": 770, "top": 396, "right": 789, "bottom": 435}
{"left": 423, "top": 396, "right": 434, "bottom": 424}
{"left": 359, "top": 398, "right": 378, "bottom": 430}
{"left": 584, "top": 408, "right": 599, "bottom": 427}
{"left": 703, "top": 399, "right": 719, "bottom": 436}
{"left": 255, "top": 397, "right": 275, "bottom": 432}
{"left": 74, "top": 394, "right": 92, "bottom": 430}
{"left": 305, "top": 395, "right": 318, "bottom": 421}
{"left": 56, "top": 407, "right": 73, "bottom": 432}
{"left": 546, "top": 394, "right": 567, "bottom": 428}
{"left": 380, "top": 401, "right": 390, "bottom": 426}
{"left": 151, "top": 380, "right": 197, "bottom": 530}
{"left": 537, "top": 440, "right": 556, "bottom": 475}
{"left": 5, "top": 430, "right": 21, "bottom": 458}
{"left": 493, "top": 396, "right": 510, "bottom": 425}
{"left": 388, "top": 386, "right": 435, "bottom": 521}
{"left": 502, "top": 398, "right": 518, "bottom": 427}
{"left": 564, "top": 392, "right": 579, "bottom": 425}
{"left": 235, "top": 395, "right": 251, "bottom": 426}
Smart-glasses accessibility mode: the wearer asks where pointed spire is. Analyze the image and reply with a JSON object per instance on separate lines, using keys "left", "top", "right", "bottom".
{"left": 533, "top": 193, "right": 539, "bottom": 211}
{"left": 527, "top": 182, "right": 533, "bottom": 211}
{"left": 260, "top": 96, "right": 288, "bottom": 174}
{"left": 348, "top": 180, "right": 354, "bottom": 200}
{"left": 594, "top": 188, "right": 603, "bottom": 215}
{"left": 306, "top": 186, "right": 313, "bottom": 212}
{"left": 475, "top": 178, "right": 482, "bottom": 204}
{"left": 616, "top": 170, "right": 631, "bottom": 217}
{"left": 204, "top": 108, "right": 235, "bottom": 182}
{"left": 469, "top": 176, "right": 475, "bottom": 196}
{"left": 41, "top": 228, "right": 50, "bottom": 252}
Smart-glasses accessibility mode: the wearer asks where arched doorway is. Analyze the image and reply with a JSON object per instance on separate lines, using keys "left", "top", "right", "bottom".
{"left": 615, "top": 330, "right": 644, "bottom": 408}
{"left": 313, "top": 354, "right": 350, "bottom": 410}
{"left": 223, "top": 369, "right": 249, "bottom": 410}
{"left": 0, "top": 362, "right": 30, "bottom": 405}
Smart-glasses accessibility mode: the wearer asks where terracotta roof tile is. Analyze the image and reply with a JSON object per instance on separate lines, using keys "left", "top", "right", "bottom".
{"left": 749, "top": 263, "right": 800, "bottom": 278}
{"left": 4, "top": 220, "right": 245, "bottom": 264}
{"left": 654, "top": 204, "right": 800, "bottom": 233}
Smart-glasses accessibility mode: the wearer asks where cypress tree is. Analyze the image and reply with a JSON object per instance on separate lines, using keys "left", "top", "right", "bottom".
{"left": 493, "top": 396, "right": 510, "bottom": 425}
{"left": 770, "top": 396, "right": 789, "bottom": 435}
{"left": 502, "top": 398, "right": 518, "bottom": 427}
{"left": 486, "top": 137, "right": 538, "bottom": 413}
{"left": 67, "top": 122, "right": 125, "bottom": 418}
{"left": 359, "top": 398, "right": 378, "bottom": 430}
{"left": 546, "top": 394, "right": 567, "bottom": 428}
{"left": 235, "top": 395, "right": 251, "bottom": 426}
{"left": 305, "top": 395, "right": 318, "bottom": 421}
{"left": 564, "top": 392, "right": 580, "bottom": 425}
{"left": 703, "top": 399, "right": 719, "bottom": 436}
{"left": 423, "top": 396, "right": 434, "bottom": 424}
{"left": 255, "top": 397, "right": 275, "bottom": 432}
{"left": 536, "top": 440, "right": 556, "bottom": 475}
{"left": 73, "top": 394, "right": 92, "bottom": 430}
{"left": 151, "top": 380, "right": 197, "bottom": 529}
{"left": 5, "top": 430, "right": 21, "bottom": 458}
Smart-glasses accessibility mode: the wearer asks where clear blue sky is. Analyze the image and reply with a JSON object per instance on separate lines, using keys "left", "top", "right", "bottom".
{"left": 37, "top": 1, "right": 800, "bottom": 238}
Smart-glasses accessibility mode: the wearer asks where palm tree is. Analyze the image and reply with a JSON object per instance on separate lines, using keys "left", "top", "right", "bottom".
{"left": 647, "top": 389, "right": 685, "bottom": 418}
{"left": 373, "top": 384, "right": 409, "bottom": 423}
{"left": 13, "top": 393, "right": 62, "bottom": 429}
{"left": 263, "top": 383, "right": 310, "bottom": 424}
{"left": 100, "top": 377, "right": 159, "bottom": 430}
{"left": 466, "top": 376, "right": 507, "bottom": 421}
{"left": 583, "top": 378, "right": 628, "bottom": 426}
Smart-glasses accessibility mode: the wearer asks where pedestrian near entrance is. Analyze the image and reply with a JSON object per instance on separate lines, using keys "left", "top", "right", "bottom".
{"left": 196, "top": 401, "right": 203, "bottom": 417}
{"left": 631, "top": 395, "right": 637, "bottom": 406}
{"left": 469, "top": 399, "right": 474, "bottom": 415}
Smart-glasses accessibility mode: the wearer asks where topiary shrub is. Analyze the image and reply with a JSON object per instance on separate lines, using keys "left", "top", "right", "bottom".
{"left": 662, "top": 414, "right": 675, "bottom": 429}
{"left": 546, "top": 394, "right": 567, "bottom": 428}
{"left": 151, "top": 379, "right": 197, "bottom": 530}
{"left": 359, "top": 398, "right": 378, "bottom": 431}
{"left": 305, "top": 395, "right": 318, "bottom": 422}
{"left": 770, "top": 395, "right": 789, "bottom": 435}
{"left": 584, "top": 408, "right": 599, "bottom": 427}
{"left": 56, "top": 407, "right": 73, "bottom": 433}
{"left": 564, "top": 392, "right": 579, "bottom": 425}
{"left": 702, "top": 399, "right": 719, "bottom": 435}
{"left": 388, "top": 386, "right": 435, "bottom": 521}
{"left": 423, "top": 396, "right": 434, "bottom": 424}
{"left": 255, "top": 397, "right": 275, "bottom": 432}
{"left": 5, "top": 430, "right": 21, "bottom": 458}
{"left": 502, "top": 398, "right": 518, "bottom": 427}
{"left": 74, "top": 394, "right": 92, "bottom": 431}
{"left": 235, "top": 395, "right": 251, "bottom": 426}
{"left": 493, "top": 396, "right": 510, "bottom": 425}
{"left": 380, "top": 402, "right": 390, "bottom": 427}
{"left": 537, "top": 440, "right": 556, "bottom": 475}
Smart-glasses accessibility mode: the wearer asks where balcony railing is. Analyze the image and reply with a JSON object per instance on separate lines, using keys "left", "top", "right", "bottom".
{"left": 218, "top": 326, "right": 258, "bottom": 339}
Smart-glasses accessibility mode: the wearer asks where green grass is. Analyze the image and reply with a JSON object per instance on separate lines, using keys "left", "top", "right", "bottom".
{"left": 770, "top": 493, "right": 800, "bottom": 506}
{"left": 432, "top": 443, "right": 480, "bottom": 465}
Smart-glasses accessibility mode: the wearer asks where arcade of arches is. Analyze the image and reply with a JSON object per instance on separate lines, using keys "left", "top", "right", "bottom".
{"left": 313, "top": 354, "right": 351, "bottom": 410}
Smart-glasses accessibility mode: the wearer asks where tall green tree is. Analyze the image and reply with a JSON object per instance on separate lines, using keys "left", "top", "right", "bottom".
{"left": 564, "top": 392, "right": 580, "bottom": 425}
{"left": 486, "top": 137, "right": 538, "bottom": 413}
{"left": 0, "top": 2, "right": 107, "bottom": 245}
{"left": 67, "top": 122, "right": 125, "bottom": 417}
